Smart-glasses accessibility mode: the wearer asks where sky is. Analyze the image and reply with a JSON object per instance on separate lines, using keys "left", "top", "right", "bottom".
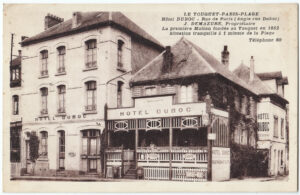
{"left": 3, "top": 4, "right": 297, "bottom": 107}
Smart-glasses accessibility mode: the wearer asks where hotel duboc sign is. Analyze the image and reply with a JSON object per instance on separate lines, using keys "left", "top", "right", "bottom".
{"left": 108, "top": 96, "right": 207, "bottom": 120}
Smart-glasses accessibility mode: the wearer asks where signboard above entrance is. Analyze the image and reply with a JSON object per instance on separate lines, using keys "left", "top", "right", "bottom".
{"left": 108, "top": 96, "right": 207, "bottom": 120}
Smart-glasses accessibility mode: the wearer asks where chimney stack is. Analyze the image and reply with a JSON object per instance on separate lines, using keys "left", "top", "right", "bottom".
{"left": 44, "top": 13, "right": 64, "bottom": 30}
{"left": 221, "top": 45, "right": 229, "bottom": 68}
{"left": 18, "top": 50, "right": 22, "bottom": 57}
{"left": 162, "top": 46, "right": 173, "bottom": 73}
{"left": 72, "top": 12, "right": 82, "bottom": 28}
{"left": 250, "top": 56, "right": 255, "bottom": 82}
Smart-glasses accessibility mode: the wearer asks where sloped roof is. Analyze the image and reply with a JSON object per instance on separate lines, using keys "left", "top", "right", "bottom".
{"left": 256, "top": 71, "right": 282, "bottom": 80}
{"left": 21, "top": 12, "right": 163, "bottom": 49}
{"left": 131, "top": 37, "right": 258, "bottom": 95}
{"left": 233, "top": 64, "right": 275, "bottom": 94}
{"left": 233, "top": 64, "right": 288, "bottom": 103}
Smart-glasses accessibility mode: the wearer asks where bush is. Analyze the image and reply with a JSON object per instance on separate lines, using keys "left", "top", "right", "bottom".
{"left": 231, "top": 143, "right": 268, "bottom": 178}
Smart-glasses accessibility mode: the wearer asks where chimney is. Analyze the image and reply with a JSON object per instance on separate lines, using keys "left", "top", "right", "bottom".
{"left": 72, "top": 12, "right": 82, "bottom": 28}
{"left": 18, "top": 50, "right": 22, "bottom": 57}
{"left": 162, "top": 46, "right": 173, "bottom": 73}
{"left": 44, "top": 13, "right": 64, "bottom": 30}
{"left": 21, "top": 36, "right": 28, "bottom": 41}
{"left": 221, "top": 45, "right": 229, "bottom": 68}
{"left": 250, "top": 56, "right": 255, "bottom": 82}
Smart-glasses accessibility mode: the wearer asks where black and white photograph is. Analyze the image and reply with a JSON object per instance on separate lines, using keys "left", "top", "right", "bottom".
{"left": 3, "top": 3, "right": 298, "bottom": 193}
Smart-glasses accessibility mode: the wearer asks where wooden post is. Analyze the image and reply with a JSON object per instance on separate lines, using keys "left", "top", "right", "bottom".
{"left": 135, "top": 119, "right": 138, "bottom": 169}
{"left": 169, "top": 117, "right": 173, "bottom": 180}
{"left": 205, "top": 92, "right": 212, "bottom": 181}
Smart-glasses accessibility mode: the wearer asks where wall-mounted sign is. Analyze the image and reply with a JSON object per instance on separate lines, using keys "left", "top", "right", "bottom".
{"left": 108, "top": 96, "right": 206, "bottom": 120}
{"left": 208, "top": 133, "right": 216, "bottom": 140}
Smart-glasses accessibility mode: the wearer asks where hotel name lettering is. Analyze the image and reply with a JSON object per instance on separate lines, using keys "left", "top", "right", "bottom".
{"left": 119, "top": 107, "right": 192, "bottom": 117}
{"left": 35, "top": 114, "right": 87, "bottom": 122}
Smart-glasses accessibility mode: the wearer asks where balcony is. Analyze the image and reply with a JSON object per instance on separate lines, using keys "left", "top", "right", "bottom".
{"left": 83, "top": 61, "right": 97, "bottom": 71}
{"left": 57, "top": 107, "right": 66, "bottom": 114}
{"left": 40, "top": 109, "right": 48, "bottom": 115}
{"left": 85, "top": 105, "right": 97, "bottom": 112}
{"left": 40, "top": 70, "right": 49, "bottom": 78}
{"left": 10, "top": 79, "right": 21, "bottom": 88}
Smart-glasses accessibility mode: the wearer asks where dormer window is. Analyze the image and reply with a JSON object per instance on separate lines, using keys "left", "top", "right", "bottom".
{"left": 40, "top": 50, "right": 48, "bottom": 77}
{"left": 57, "top": 46, "right": 66, "bottom": 74}
{"left": 117, "top": 40, "right": 124, "bottom": 69}
{"left": 85, "top": 40, "right": 97, "bottom": 69}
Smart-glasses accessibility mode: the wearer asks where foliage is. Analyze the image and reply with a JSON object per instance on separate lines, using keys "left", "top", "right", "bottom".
{"left": 29, "top": 131, "right": 39, "bottom": 162}
{"left": 231, "top": 143, "right": 269, "bottom": 178}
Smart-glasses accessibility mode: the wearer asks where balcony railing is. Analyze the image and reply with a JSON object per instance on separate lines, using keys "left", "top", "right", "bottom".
{"left": 85, "top": 105, "right": 96, "bottom": 111}
{"left": 57, "top": 107, "right": 65, "bottom": 114}
{"left": 40, "top": 109, "right": 48, "bottom": 115}
{"left": 85, "top": 61, "right": 97, "bottom": 69}
{"left": 57, "top": 67, "right": 66, "bottom": 73}
{"left": 40, "top": 70, "right": 48, "bottom": 77}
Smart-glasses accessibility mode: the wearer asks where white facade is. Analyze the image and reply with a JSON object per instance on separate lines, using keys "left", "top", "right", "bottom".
{"left": 19, "top": 26, "right": 137, "bottom": 176}
{"left": 257, "top": 97, "right": 287, "bottom": 176}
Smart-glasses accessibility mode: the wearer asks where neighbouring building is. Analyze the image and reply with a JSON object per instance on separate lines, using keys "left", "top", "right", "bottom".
{"left": 10, "top": 51, "right": 22, "bottom": 177}
{"left": 234, "top": 59, "right": 289, "bottom": 176}
{"left": 104, "top": 38, "right": 261, "bottom": 181}
{"left": 14, "top": 11, "right": 163, "bottom": 177}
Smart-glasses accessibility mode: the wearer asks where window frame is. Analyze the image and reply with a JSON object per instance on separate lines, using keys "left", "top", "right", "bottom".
{"left": 40, "top": 87, "right": 48, "bottom": 115}
{"left": 40, "top": 50, "right": 49, "bottom": 77}
{"left": 40, "top": 131, "right": 48, "bottom": 158}
{"left": 117, "top": 40, "right": 124, "bottom": 69}
{"left": 12, "top": 95, "right": 19, "bottom": 115}
{"left": 273, "top": 115, "right": 279, "bottom": 138}
{"left": 57, "top": 85, "right": 66, "bottom": 113}
{"left": 280, "top": 118, "right": 284, "bottom": 139}
{"left": 85, "top": 39, "right": 97, "bottom": 69}
{"left": 180, "top": 85, "right": 193, "bottom": 103}
{"left": 57, "top": 46, "right": 66, "bottom": 74}
{"left": 85, "top": 81, "right": 97, "bottom": 111}
{"left": 117, "top": 81, "right": 124, "bottom": 108}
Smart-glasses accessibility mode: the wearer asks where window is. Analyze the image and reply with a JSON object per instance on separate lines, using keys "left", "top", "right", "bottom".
{"left": 12, "top": 95, "right": 19, "bottom": 115}
{"left": 58, "top": 131, "right": 65, "bottom": 170}
{"left": 81, "top": 130, "right": 100, "bottom": 172}
{"left": 85, "top": 40, "right": 97, "bottom": 68}
{"left": 57, "top": 85, "right": 66, "bottom": 113}
{"left": 180, "top": 85, "right": 193, "bottom": 103}
{"left": 145, "top": 87, "right": 156, "bottom": 96}
{"left": 40, "top": 50, "right": 48, "bottom": 76}
{"left": 40, "top": 131, "right": 48, "bottom": 158}
{"left": 117, "top": 81, "right": 123, "bottom": 108}
{"left": 85, "top": 81, "right": 96, "bottom": 111}
{"left": 10, "top": 124, "right": 21, "bottom": 162}
{"left": 280, "top": 118, "right": 284, "bottom": 139}
{"left": 117, "top": 40, "right": 124, "bottom": 68}
{"left": 40, "top": 88, "right": 48, "bottom": 115}
{"left": 57, "top": 46, "right": 66, "bottom": 73}
{"left": 274, "top": 116, "right": 278, "bottom": 138}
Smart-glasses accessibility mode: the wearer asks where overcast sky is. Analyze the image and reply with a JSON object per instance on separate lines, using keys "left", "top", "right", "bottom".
{"left": 4, "top": 4, "right": 297, "bottom": 106}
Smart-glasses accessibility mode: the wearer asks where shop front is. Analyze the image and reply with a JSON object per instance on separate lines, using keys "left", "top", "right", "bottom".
{"left": 105, "top": 95, "right": 230, "bottom": 181}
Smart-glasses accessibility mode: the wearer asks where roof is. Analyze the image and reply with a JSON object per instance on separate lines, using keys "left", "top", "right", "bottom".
{"left": 233, "top": 64, "right": 275, "bottom": 94}
{"left": 131, "top": 37, "right": 258, "bottom": 95}
{"left": 233, "top": 64, "right": 288, "bottom": 103}
{"left": 21, "top": 12, "right": 164, "bottom": 49}
{"left": 11, "top": 56, "right": 21, "bottom": 67}
{"left": 256, "top": 71, "right": 282, "bottom": 80}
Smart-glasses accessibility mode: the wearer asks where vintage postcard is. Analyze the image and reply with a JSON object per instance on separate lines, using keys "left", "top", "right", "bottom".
{"left": 2, "top": 3, "right": 298, "bottom": 192}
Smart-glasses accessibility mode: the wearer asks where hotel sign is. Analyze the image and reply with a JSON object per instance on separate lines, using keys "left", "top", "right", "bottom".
{"left": 108, "top": 96, "right": 206, "bottom": 120}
